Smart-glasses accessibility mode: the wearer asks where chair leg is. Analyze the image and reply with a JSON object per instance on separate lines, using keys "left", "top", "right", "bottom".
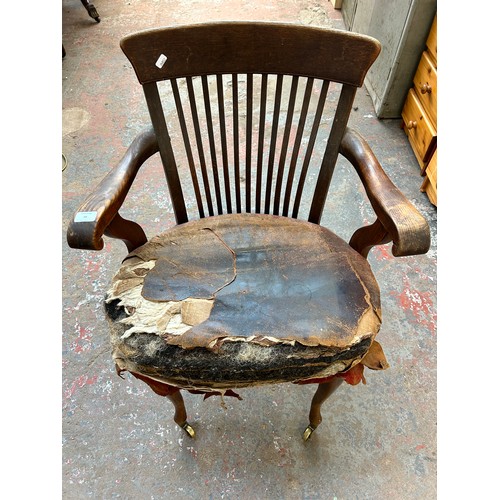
{"left": 166, "top": 390, "right": 195, "bottom": 438}
{"left": 303, "top": 378, "right": 343, "bottom": 441}
{"left": 80, "top": 0, "right": 100, "bottom": 22}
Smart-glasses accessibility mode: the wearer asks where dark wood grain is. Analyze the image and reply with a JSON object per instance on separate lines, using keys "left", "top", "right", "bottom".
{"left": 232, "top": 73, "right": 242, "bottom": 213}
{"left": 255, "top": 74, "right": 268, "bottom": 214}
{"left": 67, "top": 127, "right": 158, "bottom": 251}
{"left": 170, "top": 78, "right": 205, "bottom": 218}
{"left": 104, "top": 213, "right": 148, "bottom": 253}
{"left": 282, "top": 77, "right": 313, "bottom": 217}
{"left": 349, "top": 219, "right": 391, "bottom": 258}
{"left": 292, "top": 80, "right": 329, "bottom": 218}
{"left": 340, "top": 127, "right": 431, "bottom": 256}
{"left": 185, "top": 76, "right": 214, "bottom": 216}
{"left": 143, "top": 82, "right": 188, "bottom": 223}
{"left": 264, "top": 74, "right": 283, "bottom": 214}
{"left": 120, "top": 22, "right": 381, "bottom": 86}
{"left": 216, "top": 74, "right": 232, "bottom": 213}
{"left": 202, "top": 75, "right": 224, "bottom": 214}
{"left": 308, "top": 84, "right": 358, "bottom": 224}
{"left": 273, "top": 75, "right": 298, "bottom": 215}
{"left": 245, "top": 74, "right": 253, "bottom": 212}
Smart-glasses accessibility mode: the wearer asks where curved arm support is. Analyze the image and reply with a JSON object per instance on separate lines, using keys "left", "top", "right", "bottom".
{"left": 340, "top": 127, "right": 430, "bottom": 257}
{"left": 67, "top": 127, "right": 159, "bottom": 251}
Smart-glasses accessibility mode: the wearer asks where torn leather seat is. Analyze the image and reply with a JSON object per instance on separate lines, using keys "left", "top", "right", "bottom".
{"left": 106, "top": 214, "right": 384, "bottom": 392}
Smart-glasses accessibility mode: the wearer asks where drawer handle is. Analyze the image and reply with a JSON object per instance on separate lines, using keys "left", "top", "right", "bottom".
{"left": 407, "top": 120, "right": 417, "bottom": 129}
{"left": 420, "top": 83, "right": 432, "bottom": 94}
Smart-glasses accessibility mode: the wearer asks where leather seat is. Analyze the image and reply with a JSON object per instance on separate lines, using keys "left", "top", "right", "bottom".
{"left": 106, "top": 214, "right": 381, "bottom": 390}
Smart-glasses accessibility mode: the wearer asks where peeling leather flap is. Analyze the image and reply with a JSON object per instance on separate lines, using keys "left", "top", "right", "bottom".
{"left": 107, "top": 214, "right": 382, "bottom": 350}
{"left": 361, "top": 340, "right": 389, "bottom": 370}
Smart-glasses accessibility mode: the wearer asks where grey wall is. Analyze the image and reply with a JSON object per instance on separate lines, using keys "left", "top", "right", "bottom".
{"left": 342, "top": 0, "right": 437, "bottom": 118}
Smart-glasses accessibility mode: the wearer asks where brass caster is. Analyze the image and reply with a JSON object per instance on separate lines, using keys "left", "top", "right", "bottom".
{"left": 181, "top": 422, "right": 196, "bottom": 438}
{"left": 302, "top": 425, "right": 316, "bottom": 441}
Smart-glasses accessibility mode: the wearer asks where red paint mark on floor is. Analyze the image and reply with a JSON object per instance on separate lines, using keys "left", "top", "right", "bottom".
{"left": 391, "top": 277, "right": 436, "bottom": 336}
{"left": 84, "top": 258, "right": 102, "bottom": 279}
{"left": 416, "top": 444, "right": 426, "bottom": 451}
{"left": 72, "top": 323, "right": 93, "bottom": 353}
{"left": 374, "top": 244, "right": 393, "bottom": 261}
{"left": 64, "top": 374, "right": 98, "bottom": 399}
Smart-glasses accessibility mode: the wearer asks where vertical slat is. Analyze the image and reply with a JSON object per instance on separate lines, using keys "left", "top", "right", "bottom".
{"left": 255, "top": 74, "right": 268, "bottom": 213}
{"left": 232, "top": 74, "right": 241, "bottom": 213}
{"left": 273, "top": 75, "right": 299, "bottom": 215}
{"left": 282, "top": 77, "right": 314, "bottom": 217}
{"left": 292, "top": 79, "right": 330, "bottom": 219}
{"left": 201, "top": 75, "right": 223, "bottom": 214}
{"left": 216, "top": 74, "right": 232, "bottom": 213}
{"left": 170, "top": 78, "right": 205, "bottom": 219}
{"left": 308, "top": 84, "right": 358, "bottom": 224}
{"left": 264, "top": 74, "right": 283, "bottom": 213}
{"left": 142, "top": 82, "right": 188, "bottom": 224}
{"left": 186, "top": 76, "right": 214, "bottom": 216}
{"left": 245, "top": 74, "right": 253, "bottom": 212}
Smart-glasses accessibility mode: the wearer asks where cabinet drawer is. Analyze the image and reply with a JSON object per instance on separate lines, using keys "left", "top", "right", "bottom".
{"left": 426, "top": 16, "right": 437, "bottom": 66}
{"left": 413, "top": 51, "right": 437, "bottom": 128}
{"left": 423, "top": 178, "right": 437, "bottom": 206}
{"left": 402, "top": 88, "right": 437, "bottom": 166}
{"left": 420, "top": 149, "right": 437, "bottom": 206}
{"left": 426, "top": 149, "right": 437, "bottom": 188}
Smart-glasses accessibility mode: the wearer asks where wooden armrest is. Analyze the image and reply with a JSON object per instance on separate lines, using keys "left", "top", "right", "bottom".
{"left": 340, "top": 127, "right": 430, "bottom": 257}
{"left": 67, "top": 127, "right": 159, "bottom": 251}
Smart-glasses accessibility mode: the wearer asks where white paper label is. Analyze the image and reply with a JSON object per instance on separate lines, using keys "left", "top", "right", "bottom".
{"left": 155, "top": 54, "right": 167, "bottom": 69}
{"left": 74, "top": 211, "right": 97, "bottom": 222}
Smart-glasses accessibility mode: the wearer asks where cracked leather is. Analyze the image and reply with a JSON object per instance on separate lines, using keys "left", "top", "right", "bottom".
{"left": 126, "top": 213, "right": 381, "bottom": 349}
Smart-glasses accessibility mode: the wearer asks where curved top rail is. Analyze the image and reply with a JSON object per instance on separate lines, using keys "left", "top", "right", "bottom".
{"left": 120, "top": 22, "right": 381, "bottom": 86}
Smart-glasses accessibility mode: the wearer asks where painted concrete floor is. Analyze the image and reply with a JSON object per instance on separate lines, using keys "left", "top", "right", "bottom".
{"left": 62, "top": 1, "right": 437, "bottom": 498}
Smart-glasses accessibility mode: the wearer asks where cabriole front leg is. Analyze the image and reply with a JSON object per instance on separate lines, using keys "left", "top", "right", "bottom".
{"left": 303, "top": 378, "right": 343, "bottom": 441}
{"left": 166, "top": 390, "right": 195, "bottom": 438}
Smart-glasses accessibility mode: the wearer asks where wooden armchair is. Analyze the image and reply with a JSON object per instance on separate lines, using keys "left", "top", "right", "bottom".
{"left": 67, "top": 22, "right": 430, "bottom": 441}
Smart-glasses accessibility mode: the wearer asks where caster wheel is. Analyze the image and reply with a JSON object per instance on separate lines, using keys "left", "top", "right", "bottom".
{"left": 302, "top": 424, "right": 316, "bottom": 441}
{"left": 181, "top": 422, "right": 196, "bottom": 438}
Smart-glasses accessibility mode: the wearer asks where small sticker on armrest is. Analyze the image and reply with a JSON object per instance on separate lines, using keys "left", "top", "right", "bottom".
{"left": 74, "top": 211, "right": 97, "bottom": 222}
{"left": 155, "top": 54, "right": 167, "bottom": 69}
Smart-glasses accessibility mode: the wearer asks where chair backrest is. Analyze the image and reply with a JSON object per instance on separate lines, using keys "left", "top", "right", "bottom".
{"left": 120, "top": 22, "right": 381, "bottom": 225}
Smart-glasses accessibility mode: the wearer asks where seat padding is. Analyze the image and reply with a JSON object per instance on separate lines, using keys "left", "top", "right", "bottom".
{"left": 106, "top": 214, "right": 382, "bottom": 390}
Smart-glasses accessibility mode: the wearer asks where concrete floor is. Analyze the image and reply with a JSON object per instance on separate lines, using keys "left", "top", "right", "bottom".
{"left": 62, "top": 1, "right": 437, "bottom": 498}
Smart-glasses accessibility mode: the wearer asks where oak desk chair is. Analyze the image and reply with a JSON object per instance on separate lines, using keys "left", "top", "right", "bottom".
{"left": 67, "top": 22, "right": 430, "bottom": 441}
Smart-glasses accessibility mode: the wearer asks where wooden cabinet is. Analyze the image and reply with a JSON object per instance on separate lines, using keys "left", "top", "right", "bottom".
{"left": 413, "top": 50, "right": 437, "bottom": 126}
{"left": 402, "top": 15, "right": 437, "bottom": 206}
{"left": 421, "top": 149, "right": 437, "bottom": 206}
{"left": 402, "top": 88, "right": 436, "bottom": 169}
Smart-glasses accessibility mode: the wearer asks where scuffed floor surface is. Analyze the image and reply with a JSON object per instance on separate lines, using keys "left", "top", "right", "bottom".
{"left": 62, "top": 1, "right": 437, "bottom": 498}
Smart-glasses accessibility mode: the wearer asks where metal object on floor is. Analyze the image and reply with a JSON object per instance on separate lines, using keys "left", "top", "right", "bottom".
{"left": 81, "top": 0, "right": 100, "bottom": 22}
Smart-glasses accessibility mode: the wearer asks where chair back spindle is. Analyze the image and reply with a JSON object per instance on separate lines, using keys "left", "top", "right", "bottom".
{"left": 121, "top": 23, "right": 381, "bottom": 224}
